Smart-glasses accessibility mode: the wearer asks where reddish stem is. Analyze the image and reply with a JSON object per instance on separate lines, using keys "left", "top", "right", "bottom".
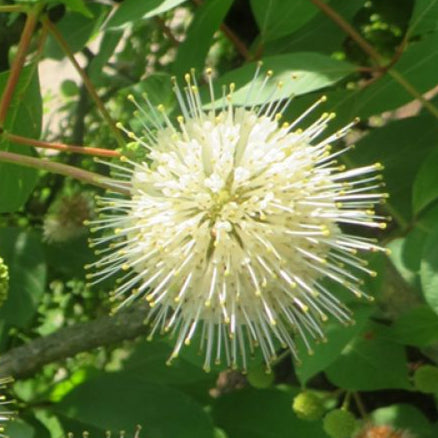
{"left": 4, "top": 132, "right": 121, "bottom": 158}
{"left": 0, "top": 3, "right": 44, "bottom": 126}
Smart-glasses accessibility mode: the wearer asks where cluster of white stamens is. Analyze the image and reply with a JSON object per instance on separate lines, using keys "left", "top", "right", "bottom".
{"left": 87, "top": 67, "right": 388, "bottom": 371}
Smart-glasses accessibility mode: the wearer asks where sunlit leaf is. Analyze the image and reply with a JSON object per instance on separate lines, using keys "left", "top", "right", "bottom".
{"left": 106, "top": 0, "right": 188, "bottom": 29}
{"left": 208, "top": 53, "right": 354, "bottom": 107}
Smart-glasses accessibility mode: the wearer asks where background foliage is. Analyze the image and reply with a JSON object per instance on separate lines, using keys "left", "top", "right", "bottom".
{"left": 1, "top": 0, "right": 438, "bottom": 437}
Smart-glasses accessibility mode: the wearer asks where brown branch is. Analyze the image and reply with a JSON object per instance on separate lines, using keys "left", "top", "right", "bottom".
{"left": 0, "top": 302, "right": 150, "bottom": 379}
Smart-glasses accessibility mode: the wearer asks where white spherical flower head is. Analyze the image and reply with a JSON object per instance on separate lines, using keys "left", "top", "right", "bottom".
{"left": 88, "top": 68, "right": 388, "bottom": 371}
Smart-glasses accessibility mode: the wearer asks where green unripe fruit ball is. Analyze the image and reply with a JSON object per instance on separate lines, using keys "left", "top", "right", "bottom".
{"left": 414, "top": 365, "right": 438, "bottom": 394}
{"left": 0, "top": 257, "right": 9, "bottom": 307}
{"left": 292, "top": 391, "right": 325, "bottom": 421}
{"left": 246, "top": 366, "right": 274, "bottom": 389}
{"left": 323, "top": 409, "right": 357, "bottom": 438}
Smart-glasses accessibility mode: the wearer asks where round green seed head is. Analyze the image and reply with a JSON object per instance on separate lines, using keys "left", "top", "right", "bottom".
{"left": 323, "top": 409, "right": 357, "bottom": 438}
{"left": 292, "top": 391, "right": 325, "bottom": 421}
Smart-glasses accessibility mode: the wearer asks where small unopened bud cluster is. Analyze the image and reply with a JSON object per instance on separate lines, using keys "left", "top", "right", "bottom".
{"left": 44, "top": 193, "right": 93, "bottom": 243}
{"left": 0, "top": 258, "right": 9, "bottom": 308}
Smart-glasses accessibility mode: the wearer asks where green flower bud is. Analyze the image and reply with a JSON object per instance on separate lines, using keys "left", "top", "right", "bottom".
{"left": 323, "top": 409, "right": 357, "bottom": 438}
{"left": 413, "top": 365, "right": 438, "bottom": 394}
{"left": 292, "top": 391, "right": 325, "bottom": 421}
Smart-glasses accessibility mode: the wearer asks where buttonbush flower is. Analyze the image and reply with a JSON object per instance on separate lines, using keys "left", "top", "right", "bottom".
{"left": 87, "top": 67, "right": 387, "bottom": 371}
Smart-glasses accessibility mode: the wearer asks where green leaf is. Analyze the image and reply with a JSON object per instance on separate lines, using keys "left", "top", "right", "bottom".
{"left": 209, "top": 53, "right": 354, "bottom": 107}
{"left": 413, "top": 146, "right": 438, "bottom": 214}
{"left": 390, "top": 305, "right": 438, "bottom": 347}
{"left": 420, "top": 228, "right": 438, "bottom": 315}
{"left": 45, "top": 235, "right": 94, "bottom": 278}
{"left": 263, "top": 0, "right": 364, "bottom": 55}
{"left": 55, "top": 373, "right": 215, "bottom": 438}
{"left": 4, "top": 419, "right": 35, "bottom": 438}
{"left": 212, "top": 387, "right": 327, "bottom": 438}
{"left": 124, "top": 340, "right": 216, "bottom": 404}
{"left": 106, "top": 0, "right": 188, "bottom": 29}
{"left": 296, "top": 303, "right": 373, "bottom": 385}
{"left": 349, "top": 115, "right": 438, "bottom": 224}
{"left": 45, "top": 4, "right": 108, "bottom": 60}
{"left": 88, "top": 29, "right": 124, "bottom": 83}
{"left": 325, "top": 322, "right": 411, "bottom": 390}
{"left": 387, "top": 230, "right": 426, "bottom": 289}
{"left": 173, "top": 0, "right": 233, "bottom": 78}
{"left": 0, "top": 65, "right": 41, "bottom": 213}
{"left": 371, "top": 404, "right": 436, "bottom": 438}
{"left": 124, "top": 340, "right": 214, "bottom": 385}
{"left": 250, "top": 0, "right": 319, "bottom": 42}
{"left": 409, "top": 0, "right": 438, "bottom": 36}
{"left": 0, "top": 228, "right": 46, "bottom": 329}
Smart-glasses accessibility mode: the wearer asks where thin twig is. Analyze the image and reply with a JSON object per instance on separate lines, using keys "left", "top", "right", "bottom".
{"left": 353, "top": 392, "right": 369, "bottom": 420}
{"left": 0, "top": 150, "right": 129, "bottom": 194}
{"left": 2, "top": 132, "right": 121, "bottom": 158}
{"left": 0, "top": 3, "right": 44, "bottom": 126}
{"left": 42, "top": 16, "right": 126, "bottom": 148}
